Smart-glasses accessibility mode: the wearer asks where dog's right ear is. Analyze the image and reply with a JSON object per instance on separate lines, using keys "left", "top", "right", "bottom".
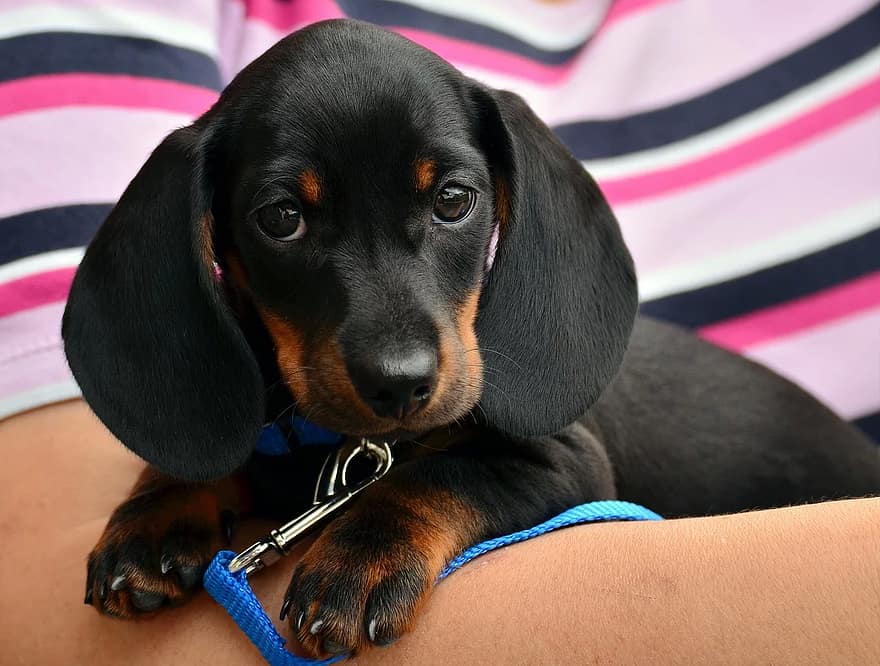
{"left": 62, "top": 124, "right": 264, "bottom": 481}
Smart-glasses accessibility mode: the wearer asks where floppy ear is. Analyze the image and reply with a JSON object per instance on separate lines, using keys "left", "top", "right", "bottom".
{"left": 471, "top": 87, "right": 638, "bottom": 437}
{"left": 62, "top": 124, "right": 264, "bottom": 481}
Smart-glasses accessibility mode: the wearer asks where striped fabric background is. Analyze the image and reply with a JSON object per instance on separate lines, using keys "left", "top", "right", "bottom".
{"left": 1, "top": 0, "right": 878, "bottom": 442}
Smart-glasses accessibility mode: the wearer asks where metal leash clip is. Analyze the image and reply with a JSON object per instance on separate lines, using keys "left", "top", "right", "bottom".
{"left": 228, "top": 438, "right": 394, "bottom": 576}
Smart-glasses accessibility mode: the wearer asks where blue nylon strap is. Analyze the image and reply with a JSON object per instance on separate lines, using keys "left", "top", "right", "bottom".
{"left": 204, "top": 500, "right": 663, "bottom": 665}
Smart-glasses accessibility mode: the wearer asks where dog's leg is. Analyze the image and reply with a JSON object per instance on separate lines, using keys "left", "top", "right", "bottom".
{"left": 85, "top": 466, "right": 250, "bottom": 617}
{"left": 286, "top": 422, "right": 615, "bottom": 657}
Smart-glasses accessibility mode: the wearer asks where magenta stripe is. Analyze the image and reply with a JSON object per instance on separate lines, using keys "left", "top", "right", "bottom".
{"left": 601, "top": 75, "right": 880, "bottom": 205}
{"left": 395, "top": 27, "right": 577, "bottom": 84}
{"left": 0, "top": 268, "right": 75, "bottom": 318}
{"left": 0, "top": 107, "right": 196, "bottom": 219}
{"left": 0, "top": 74, "right": 218, "bottom": 118}
{"left": 700, "top": 272, "right": 880, "bottom": 352}
{"left": 600, "top": 0, "right": 672, "bottom": 28}
{"left": 240, "top": 0, "right": 343, "bottom": 30}
{"left": 743, "top": 308, "right": 880, "bottom": 420}
{"left": 613, "top": 110, "right": 880, "bottom": 278}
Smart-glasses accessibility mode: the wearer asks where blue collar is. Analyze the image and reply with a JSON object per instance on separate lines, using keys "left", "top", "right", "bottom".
{"left": 256, "top": 415, "right": 344, "bottom": 456}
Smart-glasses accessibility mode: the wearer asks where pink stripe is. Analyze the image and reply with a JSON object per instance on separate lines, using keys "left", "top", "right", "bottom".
{"left": 240, "top": 0, "right": 343, "bottom": 30}
{"left": 601, "top": 0, "right": 672, "bottom": 27}
{"left": 601, "top": 75, "right": 880, "bottom": 205}
{"left": 0, "top": 107, "right": 196, "bottom": 219}
{"left": 395, "top": 28, "right": 575, "bottom": 84}
{"left": 0, "top": 269, "right": 75, "bottom": 318}
{"left": 743, "top": 307, "right": 880, "bottom": 420}
{"left": 614, "top": 110, "right": 880, "bottom": 279}
{"left": 700, "top": 272, "right": 880, "bottom": 352}
{"left": 0, "top": 74, "right": 218, "bottom": 118}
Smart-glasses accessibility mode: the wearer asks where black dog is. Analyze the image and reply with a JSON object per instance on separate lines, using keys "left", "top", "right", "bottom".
{"left": 62, "top": 19, "right": 879, "bottom": 657}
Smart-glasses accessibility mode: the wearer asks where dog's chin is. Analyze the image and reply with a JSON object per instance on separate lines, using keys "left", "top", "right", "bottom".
{"left": 301, "top": 396, "right": 481, "bottom": 442}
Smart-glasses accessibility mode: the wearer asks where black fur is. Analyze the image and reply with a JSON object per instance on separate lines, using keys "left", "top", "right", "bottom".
{"left": 64, "top": 19, "right": 879, "bottom": 655}
{"left": 62, "top": 127, "right": 264, "bottom": 480}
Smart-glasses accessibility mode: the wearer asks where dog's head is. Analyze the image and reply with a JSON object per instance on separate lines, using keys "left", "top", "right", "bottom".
{"left": 63, "top": 20, "right": 638, "bottom": 481}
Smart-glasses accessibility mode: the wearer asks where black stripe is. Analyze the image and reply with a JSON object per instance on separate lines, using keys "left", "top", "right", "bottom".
{"left": 0, "top": 33, "right": 221, "bottom": 89}
{"left": 0, "top": 204, "right": 111, "bottom": 265}
{"left": 554, "top": 2, "right": 880, "bottom": 159}
{"left": 854, "top": 411, "right": 880, "bottom": 444}
{"left": 640, "top": 225, "right": 880, "bottom": 329}
{"left": 337, "top": 0, "right": 583, "bottom": 66}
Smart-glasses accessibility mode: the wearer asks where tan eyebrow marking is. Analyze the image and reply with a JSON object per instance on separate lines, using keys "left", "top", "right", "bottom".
{"left": 299, "top": 169, "right": 322, "bottom": 206}
{"left": 414, "top": 158, "right": 436, "bottom": 192}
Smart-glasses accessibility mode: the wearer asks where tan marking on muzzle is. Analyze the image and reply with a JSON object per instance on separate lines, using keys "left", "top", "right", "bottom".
{"left": 259, "top": 312, "right": 310, "bottom": 403}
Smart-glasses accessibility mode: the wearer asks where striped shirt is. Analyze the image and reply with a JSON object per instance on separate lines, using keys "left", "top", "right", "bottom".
{"left": 1, "top": 0, "right": 878, "bottom": 442}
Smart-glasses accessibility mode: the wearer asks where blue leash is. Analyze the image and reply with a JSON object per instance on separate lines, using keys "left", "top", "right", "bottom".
{"left": 204, "top": 500, "right": 662, "bottom": 665}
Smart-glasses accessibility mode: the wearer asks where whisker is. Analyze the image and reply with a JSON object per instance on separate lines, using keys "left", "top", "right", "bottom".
{"left": 469, "top": 347, "right": 523, "bottom": 370}
{"left": 479, "top": 378, "right": 513, "bottom": 404}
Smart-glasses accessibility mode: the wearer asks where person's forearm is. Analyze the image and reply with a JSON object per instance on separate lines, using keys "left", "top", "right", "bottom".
{"left": 366, "top": 497, "right": 880, "bottom": 665}
{"left": 2, "top": 401, "right": 879, "bottom": 665}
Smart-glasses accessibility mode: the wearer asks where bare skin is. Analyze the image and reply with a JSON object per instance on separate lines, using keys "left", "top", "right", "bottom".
{"left": 1, "top": 400, "right": 878, "bottom": 665}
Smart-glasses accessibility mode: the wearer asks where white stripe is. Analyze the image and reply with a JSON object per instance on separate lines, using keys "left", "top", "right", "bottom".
{"left": 0, "top": 248, "right": 85, "bottom": 286}
{"left": 388, "top": 0, "right": 608, "bottom": 51}
{"left": 585, "top": 46, "right": 880, "bottom": 181}
{"left": 638, "top": 199, "right": 880, "bottom": 301}
{"left": 0, "top": 4, "right": 218, "bottom": 56}
{"left": 0, "top": 380, "right": 81, "bottom": 421}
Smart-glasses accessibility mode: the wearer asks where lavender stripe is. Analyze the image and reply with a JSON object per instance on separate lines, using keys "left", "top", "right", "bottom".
{"left": 614, "top": 110, "right": 880, "bottom": 279}
{"left": 0, "top": 108, "right": 195, "bottom": 219}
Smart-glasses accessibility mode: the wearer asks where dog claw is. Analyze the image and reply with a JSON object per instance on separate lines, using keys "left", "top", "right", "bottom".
{"left": 110, "top": 574, "right": 128, "bottom": 591}
{"left": 98, "top": 581, "right": 108, "bottom": 602}
{"left": 279, "top": 597, "right": 292, "bottom": 621}
{"left": 309, "top": 619, "right": 324, "bottom": 636}
{"left": 84, "top": 588, "right": 94, "bottom": 605}
{"left": 295, "top": 609, "right": 306, "bottom": 631}
{"left": 160, "top": 554, "right": 174, "bottom": 574}
{"left": 367, "top": 618, "right": 397, "bottom": 647}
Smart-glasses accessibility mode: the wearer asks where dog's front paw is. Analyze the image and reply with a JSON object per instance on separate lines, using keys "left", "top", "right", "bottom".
{"left": 85, "top": 485, "right": 234, "bottom": 618}
{"left": 283, "top": 509, "right": 449, "bottom": 657}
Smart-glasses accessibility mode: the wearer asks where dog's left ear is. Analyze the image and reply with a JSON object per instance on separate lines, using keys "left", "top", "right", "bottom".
{"left": 470, "top": 85, "right": 638, "bottom": 437}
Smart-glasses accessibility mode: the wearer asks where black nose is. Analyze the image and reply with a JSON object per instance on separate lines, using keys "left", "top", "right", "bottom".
{"left": 348, "top": 348, "right": 438, "bottom": 420}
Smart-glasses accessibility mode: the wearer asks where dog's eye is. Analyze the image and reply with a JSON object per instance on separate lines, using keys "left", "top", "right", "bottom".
{"left": 432, "top": 185, "right": 476, "bottom": 224}
{"left": 257, "top": 202, "right": 307, "bottom": 241}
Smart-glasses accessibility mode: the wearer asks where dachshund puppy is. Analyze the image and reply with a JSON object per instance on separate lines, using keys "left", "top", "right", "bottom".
{"left": 62, "top": 19, "right": 879, "bottom": 657}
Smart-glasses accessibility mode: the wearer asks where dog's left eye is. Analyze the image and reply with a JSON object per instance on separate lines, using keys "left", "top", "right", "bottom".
{"left": 433, "top": 185, "right": 476, "bottom": 224}
{"left": 256, "top": 202, "right": 307, "bottom": 241}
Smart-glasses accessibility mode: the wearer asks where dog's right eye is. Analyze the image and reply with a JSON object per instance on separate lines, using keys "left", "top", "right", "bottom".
{"left": 256, "top": 202, "right": 307, "bottom": 241}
